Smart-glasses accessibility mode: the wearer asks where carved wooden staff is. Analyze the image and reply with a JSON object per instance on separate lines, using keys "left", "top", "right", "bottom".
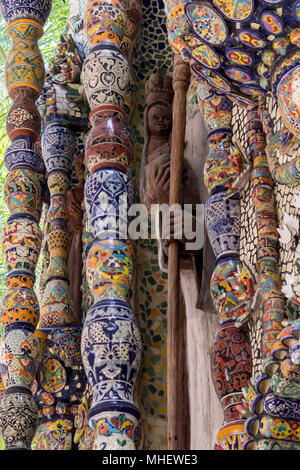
{"left": 167, "top": 54, "right": 190, "bottom": 450}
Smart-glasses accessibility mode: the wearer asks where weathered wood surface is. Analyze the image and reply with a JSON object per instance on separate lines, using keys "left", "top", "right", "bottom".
{"left": 182, "top": 98, "right": 223, "bottom": 449}
{"left": 167, "top": 55, "right": 191, "bottom": 450}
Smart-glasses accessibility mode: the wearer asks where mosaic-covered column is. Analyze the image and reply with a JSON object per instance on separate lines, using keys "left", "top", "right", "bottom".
{"left": 0, "top": 0, "right": 52, "bottom": 449}
{"left": 81, "top": 0, "right": 142, "bottom": 450}
{"left": 197, "top": 82, "right": 253, "bottom": 450}
{"left": 247, "top": 105, "right": 284, "bottom": 358}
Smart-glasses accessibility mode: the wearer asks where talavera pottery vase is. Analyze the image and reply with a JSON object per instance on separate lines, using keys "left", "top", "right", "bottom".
{"left": 85, "top": 0, "right": 127, "bottom": 49}
{"left": 40, "top": 279, "right": 75, "bottom": 328}
{"left": 4, "top": 136, "right": 43, "bottom": 172}
{"left": 81, "top": 299, "right": 141, "bottom": 415}
{"left": 86, "top": 239, "right": 134, "bottom": 302}
{"left": 6, "top": 88, "right": 41, "bottom": 140}
{"left": 5, "top": 21, "right": 45, "bottom": 96}
{"left": 4, "top": 169, "right": 41, "bottom": 219}
{"left": 51, "top": 327, "right": 82, "bottom": 368}
{"left": 0, "top": 391, "right": 39, "bottom": 450}
{"left": 42, "top": 124, "right": 76, "bottom": 174}
{"left": 0, "top": 0, "right": 52, "bottom": 26}
{"left": 2, "top": 218, "right": 42, "bottom": 275}
{"left": 83, "top": 48, "right": 129, "bottom": 110}
{"left": 84, "top": 168, "right": 134, "bottom": 239}
{"left": 86, "top": 105, "right": 132, "bottom": 174}
{"left": 210, "top": 258, "right": 254, "bottom": 323}
{"left": 0, "top": 327, "right": 40, "bottom": 390}
{"left": 211, "top": 320, "right": 252, "bottom": 449}
{"left": 205, "top": 191, "right": 240, "bottom": 260}
{"left": 1, "top": 273, "right": 39, "bottom": 329}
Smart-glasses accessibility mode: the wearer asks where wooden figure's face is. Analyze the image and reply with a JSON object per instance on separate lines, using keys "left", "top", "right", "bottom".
{"left": 148, "top": 103, "right": 172, "bottom": 137}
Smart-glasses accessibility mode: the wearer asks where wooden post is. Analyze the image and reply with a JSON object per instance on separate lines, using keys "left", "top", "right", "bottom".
{"left": 167, "top": 54, "right": 191, "bottom": 450}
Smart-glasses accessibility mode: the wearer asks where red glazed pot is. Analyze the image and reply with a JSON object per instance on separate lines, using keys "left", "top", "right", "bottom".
{"left": 86, "top": 105, "right": 132, "bottom": 174}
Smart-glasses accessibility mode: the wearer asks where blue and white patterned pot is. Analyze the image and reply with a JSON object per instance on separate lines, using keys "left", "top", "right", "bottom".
{"left": 205, "top": 190, "right": 240, "bottom": 260}
{"left": 0, "top": 0, "right": 52, "bottom": 26}
{"left": 81, "top": 299, "right": 141, "bottom": 416}
{"left": 84, "top": 168, "right": 134, "bottom": 239}
{"left": 42, "top": 124, "right": 76, "bottom": 175}
{"left": 4, "top": 136, "right": 43, "bottom": 172}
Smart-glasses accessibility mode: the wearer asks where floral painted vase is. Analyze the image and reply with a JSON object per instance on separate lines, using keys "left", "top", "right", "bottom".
{"left": 84, "top": 168, "right": 134, "bottom": 239}
{"left": 86, "top": 105, "right": 132, "bottom": 174}
{"left": 86, "top": 239, "right": 134, "bottom": 301}
{"left": 0, "top": 0, "right": 52, "bottom": 26}
{"left": 1, "top": 273, "right": 39, "bottom": 329}
{"left": 5, "top": 20, "right": 45, "bottom": 96}
{"left": 83, "top": 48, "right": 129, "bottom": 110}
{"left": 0, "top": 391, "right": 39, "bottom": 449}
{"left": 40, "top": 279, "right": 75, "bottom": 328}
{"left": 0, "top": 327, "right": 40, "bottom": 390}
{"left": 2, "top": 218, "right": 42, "bottom": 275}
{"left": 45, "top": 227, "right": 70, "bottom": 280}
{"left": 4, "top": 168, "right": 41, "bottom": 219}
{"left": 85, "top": 0, "right": 127, "bottom": 49}
{"left": 51, "top": 327, "right": 82, "bottom": 368}
{"left": 92, "top": 412, "right": 138, "bottom": 450}
{"left": 47, "top": 171, "right": 70, "bottom": 222}
{"left": 81, "top": 298, "right": 141, "bottom": 424}
{"left": 210, "top": 258, "right": 254, "bottom": 324}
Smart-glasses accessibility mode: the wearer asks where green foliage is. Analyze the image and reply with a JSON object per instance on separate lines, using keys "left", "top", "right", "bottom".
{"left": 0, "top": 0, "right": 71, "bottom": 302}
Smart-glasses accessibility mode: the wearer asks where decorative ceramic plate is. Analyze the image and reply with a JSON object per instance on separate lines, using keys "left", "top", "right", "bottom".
{"left": 225, "top": 48, "right": 254, "bottom": 66}
{"left": 181, "top": 33, "right": 220, "bottom": 69}
{"left": 294, "top": 0, "right": 300, "bottom": 22}
{"left": 185, "top": 2, "right": 228, "bottom": 45}
{"left": 213, "top": 0, "right": 254, "bottom": 21}
{"left": 40, "top": 357, "right": 67, "bottom": 393}
{"left": 191, "top": 61, "right": 232, "bottom": 92}
{"left": 225, "top": 65, "right": 253, "bottom": 82}
{"left": 169, "top": 3, "right": 187, "bottom": 28}
{"left": 240, "top": 84, "right": 265, "bottom": 97}
{"left": 238, "top": 29, "right": 267, "bottom": 49}
{"left": 261, "top": 0, "right": 283, "bottom": 4}
{"left": 260, "top": 10, "right": 284, "bottom": 35}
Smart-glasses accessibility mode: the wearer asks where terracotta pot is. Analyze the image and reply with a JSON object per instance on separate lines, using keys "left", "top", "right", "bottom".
{"left": 211, "top": 321, "right": 252, "bottom": 403}
{"left": 6, "top": 88, "right": 41, "bottom": 140}
{"left": 86, "top": 105, "right": 132, "bottom": 174}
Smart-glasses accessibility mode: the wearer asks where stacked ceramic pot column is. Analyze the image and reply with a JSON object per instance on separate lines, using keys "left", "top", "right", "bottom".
{"left": 247, "top": 105, "right": 284, "bottom": 359}
{"left": 197, "top": 82, "right": 253, "bottom": 450}
{"left": 0, "top": 0, "right": 52, "bottom": 450}
{"left": 81, "top": 0, "right": 142, "bottom": 450}
{"left": 39, "top": 115, "right": 77, "bottom": 329}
